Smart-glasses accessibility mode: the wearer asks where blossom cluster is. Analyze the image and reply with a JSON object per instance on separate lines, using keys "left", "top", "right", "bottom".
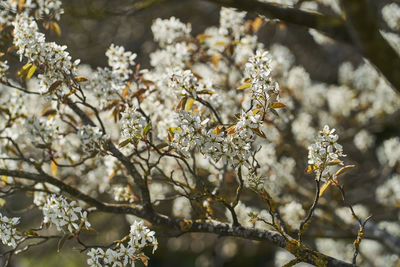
{"left": 120, "top": 106, "right": 148, "bottom": 142}
{"left": 308, "top": 125, "right": 344, "bottom": 166}
{"left": 12, "top": 13, "right": 79, "bottom": 94}
{"left": 307, "top": 125, "right": 345, "bottom": 177}
{"left": 42, "top": 194, "right": 91, "bottom": 233}
{"left": 172, "top": 110, "right": 262, "bottom": 167}
{"left": 76, "top": 125, "right": 109, "bottom": 153}
{"left": 87, "top": 220, "right": 157, "bottom": 267}
{"left": 0, "top": 0, "right": 63, "bottom": 29}
{"left": 0, "top": 60, "right": 9, "bottom": 81}
{"left": 151, "top": 17, "right": 191, "bottom": 47}
{"left": 85, "top": 44, "right": 137, "bottom": 108}
{"left": 105, "top": 44, "right": 137, "bottom": 80}
{"left": 244, "top": 50, "right": 280, "bottom": 110}
{"left": 25, "top": 117, "right": 55, "bottom": 145}
{"left": 219, "top": 7, "right": 246, "bottom": 40}
{"left": 113, "top": 185, "right": 134, "bottom": 203}
{"left": 0, "top": 213, "right": 21, "bottom": 248}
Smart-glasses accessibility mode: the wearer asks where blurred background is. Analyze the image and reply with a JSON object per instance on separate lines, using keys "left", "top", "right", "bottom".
{"left": 1, "top": 0, "right": 399, "bottom": 266}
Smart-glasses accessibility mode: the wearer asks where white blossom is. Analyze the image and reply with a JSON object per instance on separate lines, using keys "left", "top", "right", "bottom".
{"left": 219, "top": 7, "right": 246, "bottom": 40}
{"left": 106, "top": 44, "right": 137, "bottom": 80}
{"left": 280, "top": 201, "right": 305, "bottom": 229}
{"left": 307, "top": 125, "right": 345, "bottom": 177}
{"left": 42, "top": 194, "right": 91, "bottom": 233}
{"left": 77, "top": 125, "right": 109, "bottom": 153}
{"left": 382, "top": 3, "right": 400, "bottom": 31}
{"left": 151, "top": 17, "right": 191, "bottom": 47}
{"left": 0, "top": 213, "right": 21, "bottom": 248}
{"left": 86, "top": 220, "right": 157, "bottom": 267}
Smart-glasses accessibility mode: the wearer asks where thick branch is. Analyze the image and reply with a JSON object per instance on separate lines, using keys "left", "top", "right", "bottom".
{"left": 339, "top": 1, "right": 400, "bottom": 93}
{"left": 0, "top": 168, "right": 355, "bottom": 267}
{"left": 204, "top": 0, "right": 351, "bottom": 43}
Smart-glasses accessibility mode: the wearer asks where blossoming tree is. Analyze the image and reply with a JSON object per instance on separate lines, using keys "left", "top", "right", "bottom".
{"left": 0, "top": 0, "right": 400, "bottom": 266}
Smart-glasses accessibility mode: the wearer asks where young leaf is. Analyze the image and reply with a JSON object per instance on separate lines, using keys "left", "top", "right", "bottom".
{"left": 319, "top": 180, "right": 333, "bottom": 197}
{"left": 185, "top": 98, "right": 195, "bottom": 111}
{"left": 119, "top": 139, "right": 131, "bottom": 148}
{"left": 269, "top": 102, "right": 286, "bottom": 109}
{"left": 51, "top": 159, "right": 58, "bottom": 177}
{"left": 52, "top": 22, "right": 61, "bottom": 36}
{"left": 335, "top": 165, "right": 355, "bottom": 178}
{"left": 26, "top": 64, "right": 37, "bottom": 79}
{"left": 237, "top": 83, "right": 251, "bottom": 90}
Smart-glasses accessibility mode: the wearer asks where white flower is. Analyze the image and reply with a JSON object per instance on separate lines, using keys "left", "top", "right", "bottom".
{"left": 151, "top": 17, "right": 191, "bottom": 47}
{"left": 280, "top": 201, "right": 305, "bottom": 229}
{"left": 86, "top": 220, "right": 157, "bottom": 266}
{"left": 382, "top": 3, "right": 400, "bottom": 31}
{"left": 219, "top": 7, "right": 246, "bottom": 40}
{"left": 120, "top": 106, "right": 148, "bottom": 141}
{"left": 36, "top": 0, "right": 64, "bottom": 21}
{"left": 0, "top": 213, "right": 21, "bottom": 248}
{"left": 77, "top": 125, "right": 109, "bottom": 153}
{"left": 0, "top": 60, "right": 9, "bottom": 80}
{"left": 42, "top": 194, "right": 91, "bottom": 233}
{"left": 106, "top": 44, "right": 137, "bottom": 80}
{"left": 307, "top": 125, "right": 345, "bottom": 178}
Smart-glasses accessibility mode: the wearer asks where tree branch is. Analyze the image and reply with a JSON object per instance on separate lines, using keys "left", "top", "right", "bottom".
{"left": 203, "top": 0, "right": 351, "bottom": 43}
{"left": 0, "top": 168, "right": 355, "bottom": 267}
{"left": 340, "top": 0, "right": 400, "bottom": 94}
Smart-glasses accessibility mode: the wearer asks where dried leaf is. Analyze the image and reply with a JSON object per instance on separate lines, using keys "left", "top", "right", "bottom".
{"left": 210, "top": 55, "right": 220, "bottom": 68}
{"left": 327, "top": 159, "right": 343, "bottom": 166}
{"left": 42, "top": 109, "right": 57, "bottom": 119}
{"left": 47, "top": 80, "right": 63, "bottom": 94}
{"left": 251, "top": 128, "right": 266, "bottom": 138}
{"left": 75, "top": 76, "right": 88, "bottom": 82}
{"left": 226, "top": 125, "right": 236, "bottom": 135}
{"left": 252, "top": 17, "right": 263, "bottom": 33}
{"left": 139, "top": 254, "right": 149, "bottom": 266}
{"left": 269, "top": 102, "right": 286, "bottom": 109}
{"left": 197, "top": 90, "right": 215, "bottom": 95}
{"left": 122, "top": 87, "right": 129, "bottom": 99}
{"left": 335, "top": 165, "right": 355, "bottom": 178}
{"left": 237, "top": 83, "right": 251, "bottom": 90}
{"left": 176, "top": 97, "right": 187, "bottom": 110}
{"left": 18, "top": 0, "right": 25, "bottom": 12}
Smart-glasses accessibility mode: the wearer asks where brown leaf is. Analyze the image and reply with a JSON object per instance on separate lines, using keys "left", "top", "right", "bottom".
{"left": 47, "top": 80, "right": 63, "bottom": 94}
{"left": 252, "top": 17, "right": 263, "bottom": 33}
{"left": 269, "top": 102, "right": 286, "bottom": 109}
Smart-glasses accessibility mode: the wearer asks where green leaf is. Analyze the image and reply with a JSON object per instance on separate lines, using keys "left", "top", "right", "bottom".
{"left": 119, "top": 139, "right": 131, "bottom": 148}
{"left": 143, "top": 123, "right": 151, "bottom": 135}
